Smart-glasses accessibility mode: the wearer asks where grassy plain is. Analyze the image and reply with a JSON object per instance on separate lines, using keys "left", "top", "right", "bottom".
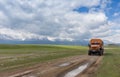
{"left": 0, "top": 44, "right": 87, "bottom": 72}
{"left": 0, "top": 44, "right": 120, "bottom": 77}
{"left": 94, "top": 46, "right": 120, "bottom": 77}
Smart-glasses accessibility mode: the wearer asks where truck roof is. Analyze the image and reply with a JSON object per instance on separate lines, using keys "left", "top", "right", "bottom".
{"left": 90, "top": 39, "right": 103, "bottom": 44}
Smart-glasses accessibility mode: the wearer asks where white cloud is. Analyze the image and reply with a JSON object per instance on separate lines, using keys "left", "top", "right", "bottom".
{"left": 0, "top": 11, "right": 9, "bottom": 25}
{"left": 0, "top": 27, "right": 45, "bottom": 41}
{"left": 102, "top": 20, "right": 120, "bottom": 43}
{"left": 113, "top": 12, "right": 120, "bottom": 17}
{"left": 103, "top": 34, "right": 120, "bottom": 43}
{"left": 0, "top": 0, "right": 118, "bottom": 43}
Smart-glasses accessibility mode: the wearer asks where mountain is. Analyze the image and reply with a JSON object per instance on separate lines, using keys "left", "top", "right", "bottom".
{"left": 0, "top": 39, "right": 88, "bottom": 45}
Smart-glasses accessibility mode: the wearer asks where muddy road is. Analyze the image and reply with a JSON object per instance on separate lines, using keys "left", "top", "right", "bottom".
{"left": 0, "top": 55, "right": 103, "bottom": 77}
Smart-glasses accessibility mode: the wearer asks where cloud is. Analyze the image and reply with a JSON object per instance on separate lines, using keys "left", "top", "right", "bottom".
{"left": 113, "top": 12, "right": 120, "bottom": 17}
{"left": 0, "top": 11, "right": 9, "bottom": 26}
{"left": 103, "top": 34, "right": 120, "bottom": 43}
{"left": 102, "top": 20, "right": 120, "bottom": 43}
{"left": 0, "top": 0, "right": 118, "bottom": 43}
{"left": 0, "top": 27, "right": 45, "bottom": 41}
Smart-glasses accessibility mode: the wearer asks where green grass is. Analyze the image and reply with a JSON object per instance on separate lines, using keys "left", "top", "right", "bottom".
{"left": 0, "top": 44, "right": 87, "bottom": 72}
{"left": 0, "top": 44, "right": 120, "bottom": 76}
{"left": 94, "top": 46, "right": 120, "bottom": 77}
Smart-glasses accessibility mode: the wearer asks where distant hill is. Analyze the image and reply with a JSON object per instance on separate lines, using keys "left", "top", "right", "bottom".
{"left": 0, "top": 39, "right": 117, "bottom": 46}
{"left": 0, "top": 39, "right": 89, "bottom": 45}
{"left": 107, "top": 44, "right": 120, "bottom": 46}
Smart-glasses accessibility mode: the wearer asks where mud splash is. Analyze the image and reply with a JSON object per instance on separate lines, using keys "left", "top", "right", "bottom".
{"left": 64, "top": 63, "right": 88, "bottom": 77}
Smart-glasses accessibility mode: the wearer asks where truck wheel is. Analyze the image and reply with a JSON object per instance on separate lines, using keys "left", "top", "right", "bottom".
{"left": 99, "top": 51, "right": 102, "bottom": 56}
{"left": 102, "top": 51, "right": 103, "bottom": 55}
{"left": 88, "top": 51, "right": 91, "bottom": 55}
{"left": 102, "top": 50, "right": 104, "bottom": 55}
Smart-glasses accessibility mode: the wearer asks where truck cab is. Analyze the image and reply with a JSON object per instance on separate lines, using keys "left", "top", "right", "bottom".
{"left": 88, "top": 39, "right": 104, "bottom": 56}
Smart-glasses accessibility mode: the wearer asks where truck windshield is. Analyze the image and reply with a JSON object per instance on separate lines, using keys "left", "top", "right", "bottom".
{"left": 91, "top": 43, "right": 100, "bottom": 45}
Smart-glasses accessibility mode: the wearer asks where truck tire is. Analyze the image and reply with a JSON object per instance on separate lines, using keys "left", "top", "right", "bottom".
{"left": 102, "top": 50, "right": 103, "bottom": 55}
{"left": 99, "top": 51, "right": 102, "bottom": 56}
{"left": 102, "top": 49, "right": 104, "bottom": 55}
{"left": 88, "top": 50, "right": 91, "bottom": 55}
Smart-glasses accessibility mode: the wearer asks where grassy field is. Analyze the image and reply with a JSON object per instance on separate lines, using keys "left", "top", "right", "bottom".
{"left": 0, "top": 44, "right": 87, "bottom": 72}
{"left": 0, "top": 44, "right": 120, "bottom": 76}
{"left": 94, "top": 46, "right": 120, "bottom": 77}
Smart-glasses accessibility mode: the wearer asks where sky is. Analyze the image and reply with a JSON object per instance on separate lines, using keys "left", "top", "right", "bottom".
{"left": 0, "top": 0, "right": 120, "bottom": 44}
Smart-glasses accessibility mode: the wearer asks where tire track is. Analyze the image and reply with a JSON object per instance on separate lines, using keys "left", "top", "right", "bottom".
{"left": 6, "top": 55, "right": 102, "bottom": 77}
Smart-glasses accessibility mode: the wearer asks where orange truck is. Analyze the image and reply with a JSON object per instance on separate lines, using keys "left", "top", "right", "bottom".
{"left": 88, "top": 39, "right": 104, "bottom": 56}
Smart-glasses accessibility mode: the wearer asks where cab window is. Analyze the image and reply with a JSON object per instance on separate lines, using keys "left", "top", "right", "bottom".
{"left": 91, "top": 43, "right": 100, "bottom": 45}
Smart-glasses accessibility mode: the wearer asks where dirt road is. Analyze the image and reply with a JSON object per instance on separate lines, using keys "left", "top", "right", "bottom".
{"left": 0, "top": 55, "right": 102, "bottom": 77}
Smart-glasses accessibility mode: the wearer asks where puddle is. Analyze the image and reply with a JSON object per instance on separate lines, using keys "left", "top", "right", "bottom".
{"left": 59, "top": 62, "right": 71, "bottom": 67}
{"left": 22, "top": 74, "right": 38, "bottom": 77}
{"left": 64, "top": 63, "right": 88, "bottom": 77}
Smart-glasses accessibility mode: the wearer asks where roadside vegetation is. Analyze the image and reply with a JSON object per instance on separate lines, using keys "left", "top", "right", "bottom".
{"left": 94, "top": 46, "right": 120, "bottom": 77}
{"left": 0, "top": 44, "right": 87, "bottom": 72}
